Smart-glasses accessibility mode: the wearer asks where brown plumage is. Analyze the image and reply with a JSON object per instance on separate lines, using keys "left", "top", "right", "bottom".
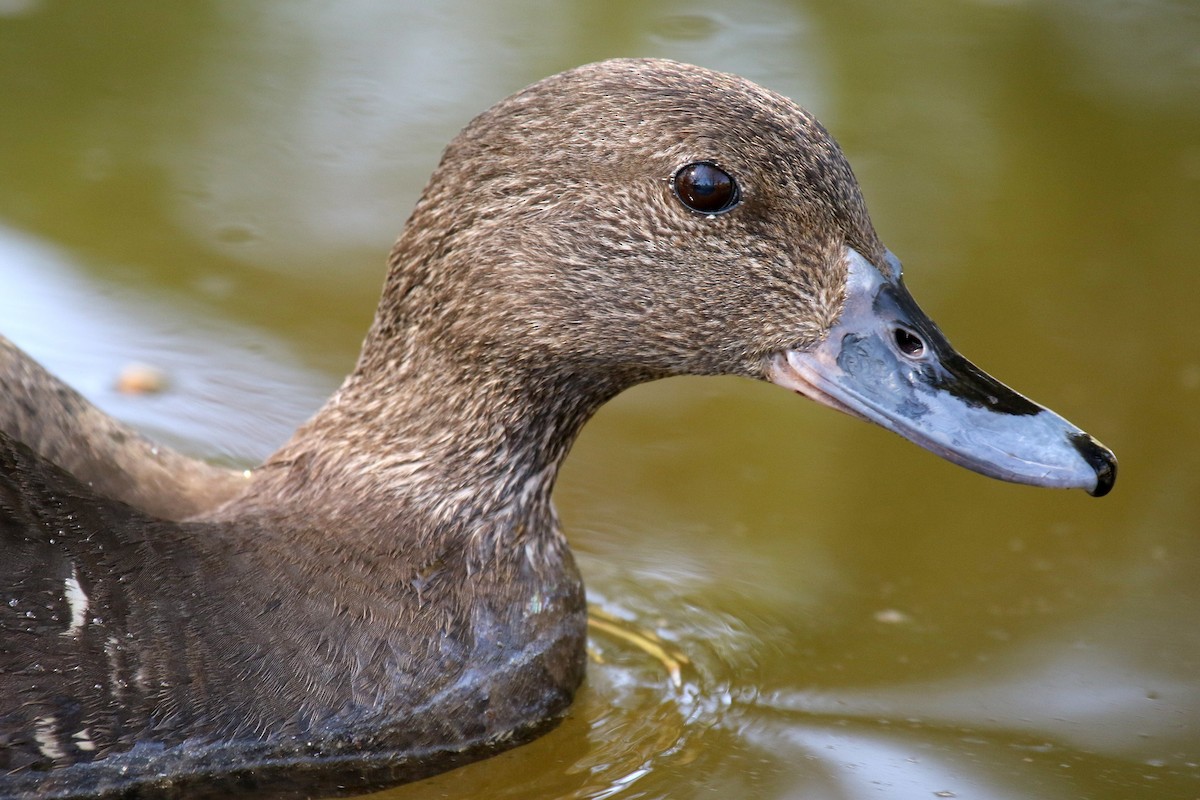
{"left": 0, "top": 58, "right": 1112, "bottom": 798}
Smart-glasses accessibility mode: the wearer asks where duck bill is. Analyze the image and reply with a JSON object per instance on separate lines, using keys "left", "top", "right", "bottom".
{"left": 768, "top": 248, "right": 1116, "bottom": 497}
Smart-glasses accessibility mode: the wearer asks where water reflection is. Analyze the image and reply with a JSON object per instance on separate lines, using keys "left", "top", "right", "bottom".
{"left": 0, "top": 224, "right": 325, "bottom": 463}
{"left": 384, "top": 553, "right": 1200, "bottom": 799}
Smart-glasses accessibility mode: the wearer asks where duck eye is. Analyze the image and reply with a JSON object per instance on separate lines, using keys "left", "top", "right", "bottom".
{"left": 671, "top": 162, "right": 740, "bottom": 215}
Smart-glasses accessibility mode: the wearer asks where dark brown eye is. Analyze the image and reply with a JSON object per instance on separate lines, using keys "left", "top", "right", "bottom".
{"left": 671, "top": 162, "right": 740, "bottom": 214}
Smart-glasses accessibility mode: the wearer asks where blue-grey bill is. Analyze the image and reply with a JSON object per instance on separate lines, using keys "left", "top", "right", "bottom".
{"left": 768, "top": 248, "right": 1116, "bottom": 497}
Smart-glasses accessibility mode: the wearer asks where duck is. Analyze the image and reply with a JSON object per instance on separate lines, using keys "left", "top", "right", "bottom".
{"left": 0, "top": 58, "right": 1116, "bottom": 799}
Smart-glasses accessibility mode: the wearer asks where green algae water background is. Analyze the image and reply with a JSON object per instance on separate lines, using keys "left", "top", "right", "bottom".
{"left": 1, "top": 2, "right": 1198, "bottom": 798}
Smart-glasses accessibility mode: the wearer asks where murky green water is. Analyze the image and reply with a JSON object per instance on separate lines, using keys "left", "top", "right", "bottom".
{"left": 2, "top": 2, "right": 1198, "bottom": 798}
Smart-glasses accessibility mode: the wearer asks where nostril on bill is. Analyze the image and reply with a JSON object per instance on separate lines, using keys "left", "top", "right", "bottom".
{"left": 893, "top": 327, "right": 925, "bottom": 358}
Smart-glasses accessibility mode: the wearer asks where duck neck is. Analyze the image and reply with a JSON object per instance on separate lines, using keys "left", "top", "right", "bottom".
{"left": 221, "top": 335, "right": 618, "bottom": 560}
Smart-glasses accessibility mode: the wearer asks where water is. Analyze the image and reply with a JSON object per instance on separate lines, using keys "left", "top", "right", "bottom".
{"left": 1, "top": 2, "right": 1198, "bottom": 798}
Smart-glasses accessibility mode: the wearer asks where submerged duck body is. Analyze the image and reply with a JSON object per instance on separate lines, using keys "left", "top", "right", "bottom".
{"left": 0, "top": 59, "right": 1115, "bottom": 798}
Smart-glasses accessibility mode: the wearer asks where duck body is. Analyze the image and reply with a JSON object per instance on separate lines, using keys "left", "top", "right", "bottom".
{"left": 0, "top": 427, "right": 585, "bottom": 797}
{"left": 0, "top": 59, "right": 1114, "bottom": 797}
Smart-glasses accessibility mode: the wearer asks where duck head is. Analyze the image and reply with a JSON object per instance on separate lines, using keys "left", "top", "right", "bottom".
{"left": 342, "top": 58, "right": 1113, "bottom": 500}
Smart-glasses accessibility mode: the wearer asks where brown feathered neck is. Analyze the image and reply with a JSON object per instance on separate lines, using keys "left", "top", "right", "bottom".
{"left": 210, "top": 201, "right": 627, "bottom": 555}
